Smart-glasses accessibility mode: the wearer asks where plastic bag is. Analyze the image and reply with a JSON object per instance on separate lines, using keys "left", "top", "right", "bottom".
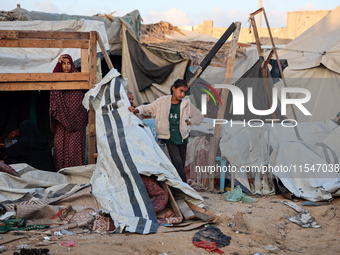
{"left": 224, "top": 186, "right": 255, "bottom": 203}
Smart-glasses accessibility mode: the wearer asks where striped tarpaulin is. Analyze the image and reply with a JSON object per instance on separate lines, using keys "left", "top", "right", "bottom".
{"left": 83, "top": 69, "right": 203, "bottom": 234}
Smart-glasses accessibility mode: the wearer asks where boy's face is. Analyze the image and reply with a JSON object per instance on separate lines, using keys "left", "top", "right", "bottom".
{"left": 61, "top": 58, "right": 71, "bottom": 73}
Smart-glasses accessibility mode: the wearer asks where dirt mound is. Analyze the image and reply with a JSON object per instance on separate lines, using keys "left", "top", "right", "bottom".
{"left": 142, "top": 21, "right": 247, "bottom": 67}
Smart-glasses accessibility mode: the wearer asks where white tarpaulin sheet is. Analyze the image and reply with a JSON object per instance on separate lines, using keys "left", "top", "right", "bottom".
{"left": 0, "top": 19, "right": 109, "bottom": 73}
{"left": 278, "top": 5, "right": 340, "bottom": 73}
{"left": 0, "top": 163, "right": 95, "bottom": 211}
{"left": 276, "top": 5, "right": 340, "bottom": 122}
{"left": 83, "top": 69, "right": 203, "bottom": 234}
{"left": 192, "top": 119, "right": 340, "bottom": 200}
{"left": 218, "top": 120, "right": 340, "bottom": 201}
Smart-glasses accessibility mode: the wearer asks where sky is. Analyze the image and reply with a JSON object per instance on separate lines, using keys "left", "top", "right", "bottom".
{"left": 1, "top": 0, "right": 339, "bottom": 28}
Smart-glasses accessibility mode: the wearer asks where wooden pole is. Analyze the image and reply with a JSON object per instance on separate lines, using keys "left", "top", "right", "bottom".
{"left": 209, "top": 22, "right": 241, "bottom": 191}
{"left": 208, "top": 137, "right": 216, "bottom": 190}
{"left": 262, "top": 9, "right": 298, "bottom": 121}
{"left": 96, "top": 32, "right": 114, "bottom": 70}
{"left": 250, "top": 14, "right": 277, "bottom": 120}
{"left": 187, "top": 23, "right": 237, "bottom": 88}
{"left": 88, "top": 31, "right": 97, "bottom": 164}
{"left": 249, "top": 15, "right": 263, "bottom": 57}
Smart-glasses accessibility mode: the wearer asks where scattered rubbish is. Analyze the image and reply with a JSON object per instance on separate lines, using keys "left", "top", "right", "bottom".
{"left": 59, "top": 240, "right": 77, "bottom": 247}
{"left": 301, "top": 201, "right": 329, "bottom": 206}
{"left": 43, "top": 237, "right": 50, "bottom": 240}
{"left": 13, "top": 248, "right": 49, "bottom": 255}
{"left": 321, "top": 202, "right": 337, "bottom": 220}
{"left": 193, "top": 225, "right": 231, "bottom": 248}
{"left": 262, "top": 244, "right": 278, "bottom": 251}
{"left": 271, "top": 201, "right": 321, "bottom": 228}
{"left": 226, "top": 222, "right": 235, "bottom": 228}
{"left": 193, "top": 241, "right": 224, "bottom": 254}
{"left": 0, "top": 246, "right": 7, "bottom": 254}
{"left": 225, "top": 186, "right": 255, "bottom": 204}
{"left": 186, "top": 201, "right": 219, "bottom": 222}
{"left": 60, "top": 229, "right": 73, "bottom": 235}
{"left": 16, "top": 245, "right": 30, "bottom": 250}
{"left": 53, "top": 231, "right": 62, "bottom": 236}
{"left": 82, "top": 236, "right": 96, "bottom": 239}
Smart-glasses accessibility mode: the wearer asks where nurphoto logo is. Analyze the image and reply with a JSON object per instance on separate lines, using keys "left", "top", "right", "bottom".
{"left": 200, "top": 84, "right": 311, "bottom": 127}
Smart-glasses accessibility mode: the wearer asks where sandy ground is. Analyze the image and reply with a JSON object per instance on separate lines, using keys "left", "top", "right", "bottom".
{"left": 0, "top": 192, "right": 339, "bottom": 255}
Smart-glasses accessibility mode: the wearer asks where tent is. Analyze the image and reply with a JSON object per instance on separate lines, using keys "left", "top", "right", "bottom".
{"left": 0, "top": 7, "right": 189, "bottom": 140}
{"left": 276, "top": 5, "right": 340, "bottom": 122}
{"left": 0, "top": 69, "right": 203, "bottom": 235}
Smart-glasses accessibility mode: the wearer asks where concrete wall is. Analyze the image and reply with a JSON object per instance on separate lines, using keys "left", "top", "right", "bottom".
{"left": 183, "top": 9, "right": 331, "bottom": 44}
{"left": 286, "top": 10, "right": 331, "bottom": 39}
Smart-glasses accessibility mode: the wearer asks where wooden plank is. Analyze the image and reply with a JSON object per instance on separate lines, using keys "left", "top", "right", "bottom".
{"left": 191, "top": 210, "right": 214, "bottom": 222}
{"left": 185, "top": 200, "right": 219, "bottom": 223}
{"left": 208, "top": 136, "right": 216, "bottom": 191}
{"left": 0, "top": 30, "right": 19, "bottom": 38}
{"left": 96, "top": 31, "right": 114, "bottom": 70}
{"left": 250, "top": 7, "right": 264, "bottom": 17}
{"left": 212, "top": 22, "right": 241, "bottom": 159}
{"left": 0, "top": 81, "right": 90, "bottom": 91}
{"left": 0, "top": 72, "right": 89, "bottom": 82}
{"left": 0, "top": 39, "right": 89, "bottom": 49}
{"left": 176, "top": 199, "right": 196, "bottom": 220}
{"left": 81, "top": 48, "right": 89, "bottom": 73}
{"left": 209, "top": 63, "right": 227, "bottom": 68}
{"left": 88, "top": 31, "right": 97, "bottom": 164}
{"left": 225, "top": 41, "right": 252, "bottom": 48}
{"left": 0, "top": 30, "right": 90, "bottom": 39}
{"left": 250, "top": 16, "right": 263, "bottom": 57}
{"left": 262, "top": 9, "right": 298, "bottom": 121}
{"left": 161, "top": 183, "right": 183, "bottom": 220}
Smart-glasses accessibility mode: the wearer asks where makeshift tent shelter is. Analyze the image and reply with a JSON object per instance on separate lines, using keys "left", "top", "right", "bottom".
{"left": 0, "top": 67, "right": 204, "bottom": 234}
{"left": 0, "top": 7, "right": 190, "bottom": 105}
{"left": 189, "top": 118, "right": 340, "bottom": 201}
{"left": 0, "top": 7, "right": 189, "bottom": 141}
{"left": 276, "top": 5, "right": 340, "bottom": 122}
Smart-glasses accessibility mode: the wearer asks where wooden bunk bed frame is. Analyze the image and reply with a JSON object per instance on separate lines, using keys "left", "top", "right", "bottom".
{"left": 0, "top": 30, "right": 114, "bottom": 164}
